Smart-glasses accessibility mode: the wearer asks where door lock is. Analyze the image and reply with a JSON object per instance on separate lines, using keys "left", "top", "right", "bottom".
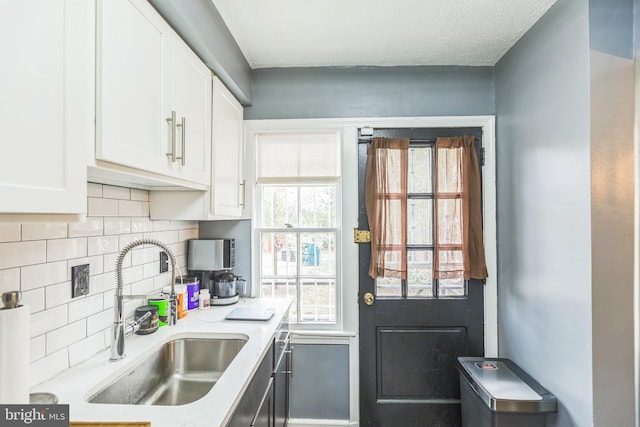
{"left": 363, "top": 292, "right": 375, "bottom": 306}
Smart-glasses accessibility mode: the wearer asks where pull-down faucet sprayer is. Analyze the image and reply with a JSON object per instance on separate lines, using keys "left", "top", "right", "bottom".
{"left": 110, "top": 238, "right": 177, "bottom": 361}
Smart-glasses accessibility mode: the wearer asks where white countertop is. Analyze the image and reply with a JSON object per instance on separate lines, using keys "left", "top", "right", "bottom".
{"left": 32, "top": 298, "right": 291, "bottom": 427}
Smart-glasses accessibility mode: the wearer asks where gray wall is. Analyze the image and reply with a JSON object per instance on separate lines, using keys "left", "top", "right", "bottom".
{"left": 495, "top": 1, "right": 593, "bottom": 426}
{"left": 496, "top": 0, "right": 638, "bottom": 426}
{"left": 245, "top": 66, "right": 494, "bottom": 120}
{"left": 198, "top": 220, "right": 252, "bottom": 283}
{"left": 589, "top": 0, "right": 635, "bottom": 425}
{"left": 289, "top": 344, "right": 350, "bottom": 420}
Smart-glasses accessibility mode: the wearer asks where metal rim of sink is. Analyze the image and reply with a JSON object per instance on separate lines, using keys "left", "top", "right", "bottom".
{"left": 87, "top": 336, "right": 248, "bottom": 406}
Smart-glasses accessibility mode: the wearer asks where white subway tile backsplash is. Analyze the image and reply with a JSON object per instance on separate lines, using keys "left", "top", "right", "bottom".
{"left": 144, "top": 230, "right": 180, "bottom": 245}
{"left": 0, "top": 241, "right": 46, "bottom": 270}
{"left": 103, "top": 185, "right": 130, "bottom": 200}
{"left": 171, "top": 220, "right": 198, "bottom": 230}
{"left": 88, "top": 197, "right": 118, "bottom": 217}
{"left": 131, "top": 247, "right": 157, "bottom": 266}
{"left": 152, "top": 220, "right": 171, "bottom": 232}
{"left": 118, "top": 233, "right": 144, "bottom": 251}
{"left": 10, "top": 185, "right": 197, "bottom": 385}
{"left": 87, "top": 309, "right": 112, "bottom": 336}
{"left": 131, "top": 218, "right": 154, "bottom": 233}
{"left": 21, "top": 261, "right": 67, "bottom": 291}
{"left": 132, "top": 278, "right": 154, "bottom": 295}
{"left": 168, "top": 242, "right": 187, "bottom": 257}
{"left": 30, "top": 348, "right": 68, "bottom": 387}
{"left": 22, "top": 223, "right": 68, "bottom": 241}
{"left": 22, "top": 288, "right": 45, "bottom": 313}
{"left": 68, "top": 294, "right": 103, "bottom": 323}
{"left": 87, "top": 235, "right": 119, "bottom": 256}
{"left": 179, "top": 228, "right": 199, "bottom": 242}
{"left": 103, "top": 288, "right": 116, "bottom": 310}
{"left": 45, "top": 281, "right": 72, "bottom": 309}
{"left": 69, "top": 332, "right": 106, "bottom": 367}
{"left": 143, "top": 261, "right": 159, "bottom": 280}
{"left": 68, "top": 217, "right": 104, "bottom": 237}
{"left": 104, "top": 251, "right": 129, "bottom": 273}
{"left": 0, "top": 268, "right": 20, "bottom": 293}
{"left": 87, "top": 183, "right": 103, "bottom": 198}
{"left": 90, "top": 273, "right": 115, "bottom": 294}
{"left": 130, "top": 189, "right": 149, "bottom": 202}
{"left": 31, "top": 305, "right": 67, "bottom": 338}
{"left": 104, "top": 217, "right": 131, "bottom": 235}
{"left": 121, "top": 265, "right": 144, "bottom": 286}
{"left": 119, "top": 200, "right": 143, "bottom": 217}
{"left": 0, "top": 223, "right": 21, "bottom": 242}
{"left": 30, "top": 335, "right": 46, "bottom": 363}
{"left": 46, "top": 319, "right": 86, "bottom": 354}
{"left": 47, "top": 238, "right": 87, "bottom": 262}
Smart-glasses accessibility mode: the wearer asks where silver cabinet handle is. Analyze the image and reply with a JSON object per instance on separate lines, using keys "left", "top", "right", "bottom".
{"left": 239, "top": 180, "right": 246, "bottom": 207}
{"left": 166, "top": 110, "right": 177, "bottom": 162}
{"left": 176, "top": 117, "right": 185, "bottom": 166}
{"left": 285, "top": 347, "right": 293, "bottom": 378}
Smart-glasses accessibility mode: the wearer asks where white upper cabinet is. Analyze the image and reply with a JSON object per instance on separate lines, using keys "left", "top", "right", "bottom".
{"left": 170, "top": 36, "right": 212, "bottom": 184}
{"left": 0, "top": 0, "right": 92, "bottom": 214}
{"left": 96, "top": 0, "right": 210, "bottom": 186}
{"left": 149, "top": 77, "right": 246, "bottom": 221}
{"left": 211, "top": 76, "right": 245, "bottom": 217}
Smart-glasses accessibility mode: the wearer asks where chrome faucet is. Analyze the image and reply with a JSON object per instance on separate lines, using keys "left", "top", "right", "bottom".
{"left": 110, "top": 238, "right": 178, "bottom": 361}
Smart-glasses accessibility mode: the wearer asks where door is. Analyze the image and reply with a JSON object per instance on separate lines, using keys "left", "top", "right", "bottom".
{"left": 358, "top": 128, "right": 485, "bottom": 426}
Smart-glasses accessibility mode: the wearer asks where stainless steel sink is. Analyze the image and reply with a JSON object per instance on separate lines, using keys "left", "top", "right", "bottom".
{"left": 88, "top": 337, "right": 246, "bottom": 406}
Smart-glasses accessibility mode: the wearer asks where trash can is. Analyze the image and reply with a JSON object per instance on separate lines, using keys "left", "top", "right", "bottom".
{"left": 457, "top": 357, "right": 557, "bottom": 427}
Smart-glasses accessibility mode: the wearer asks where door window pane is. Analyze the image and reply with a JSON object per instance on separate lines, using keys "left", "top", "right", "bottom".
{"left": 408, "top": 146, "right": 433, "bottom": 193}
{"left": 439, "top": 278, "right": 465, "bottom": 297}
{"left": 376, "top": 276, "right": 402, "bottom": 298}
{"left": 437, "top": 147, "right": 462, "bottom": 193}
{"left": 408, "top": 250, "right": 433, "bottom": 298}
{"left": 436, "top": 198, "right": 462, "bottom": 245}
{"left": 408, "top": 199, "right": 433, "bottom": 245}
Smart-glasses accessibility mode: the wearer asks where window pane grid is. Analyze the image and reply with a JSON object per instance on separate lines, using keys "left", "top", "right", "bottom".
{"left": 258, "top": 183, "right": 338, "bottom": 325}
{"left": 375, "top": 141, "right": 468, "bottom": 300}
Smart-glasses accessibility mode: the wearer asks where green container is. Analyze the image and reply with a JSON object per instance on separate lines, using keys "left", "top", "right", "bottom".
{"left": 148, "top": 297, "right": 169, "bottom": 326}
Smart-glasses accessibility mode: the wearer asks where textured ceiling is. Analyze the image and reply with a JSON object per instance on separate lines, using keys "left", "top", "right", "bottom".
{"left": 211, "top": 0, "right": 557, "bottom": 69}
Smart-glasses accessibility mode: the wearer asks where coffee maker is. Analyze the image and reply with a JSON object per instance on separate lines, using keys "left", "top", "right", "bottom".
{"left": 187, "top": 239, "right": 239, "bottom": 305}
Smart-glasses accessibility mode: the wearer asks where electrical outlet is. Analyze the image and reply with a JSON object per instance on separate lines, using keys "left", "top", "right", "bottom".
{"left": 160, "top": 251, "right": 169, "bottom": 273}
{"left": 71, "top": 264, "right": 90, "bottom": 298}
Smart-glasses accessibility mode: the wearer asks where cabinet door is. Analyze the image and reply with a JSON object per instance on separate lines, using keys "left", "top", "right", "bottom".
{"left": 96, "top": 0, "right": 172, "bottom": 176}
{"left": 251, "top": 378, "right": 274, "bottom": 427}
{"left": 170, "top": 36, "right": 211, "bottom": 185}
{"left": 0, "top": 0, "right": 91, "bottom": 214}
{"left": 211, "top": 77, "right": 244, "bottom": 217}
{"left": 274, "top": 336, "right": 290, "bottom": 427}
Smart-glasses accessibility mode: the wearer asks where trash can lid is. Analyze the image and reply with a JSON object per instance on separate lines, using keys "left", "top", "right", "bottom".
{"left": 458, "top": 357, "right": 557, "bottom": 413}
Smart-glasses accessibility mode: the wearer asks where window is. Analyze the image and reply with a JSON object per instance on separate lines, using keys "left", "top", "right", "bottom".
{"left": 373, "top": 141, "right": 477, "bottom": 299}
{"left": 255, "top": 132, "right": 341, "bottom": 326}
